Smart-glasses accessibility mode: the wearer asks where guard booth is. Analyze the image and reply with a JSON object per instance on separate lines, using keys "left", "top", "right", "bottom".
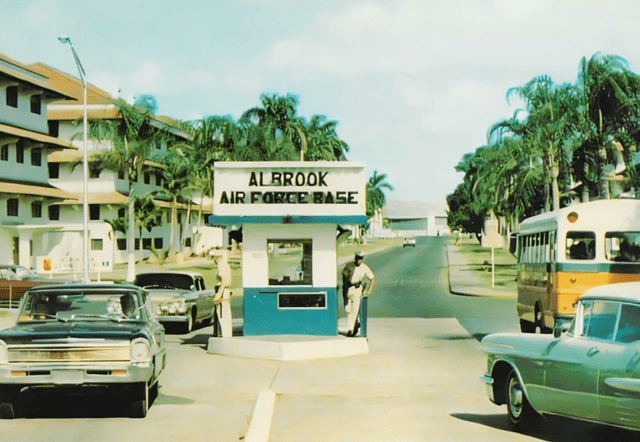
{"left": 208, "top": 161, "right": 367, "bottom": 336}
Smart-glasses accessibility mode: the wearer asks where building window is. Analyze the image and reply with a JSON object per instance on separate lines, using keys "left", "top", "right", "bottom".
{"left": 30, "top": 95, "right": 41, "bottom": 115}
{"left": 6, "top": 86, "right": 17, "bottom": 108}
{"left": 117, "top": 239, "right": 126, "bottom": 250}
{"left": 48, "top": 120, "right": 59, "bottom": 137}
{"left": 267, "top": 239, "right": 313, "bottom": 286}
{"left": 48, "top": 205, "right": 60, "bottom": 221}
{"left": 142, "top": 238, "right": 151, "bottom": 249}
{"left": 156, "top": 214, "right": 162, "bottom": 225}
{"left": 7, "top": 199, "right": 18, "bottom": 217}
{"left": 0, "top": 145, "right": 8, "bottom": 161}
{"left": 91, "top": 239, "right": 103, "bottom": 251}
{"left": 31, "top": 201, "right": 42, "bottom": 218}
{"left": 185, "top": 237, "right": 192, "bottom": 247}
{"left": 16, "top": 144, "right": 24, "bottom": 163}
{"left": 118, "top": 208, "right": 126, "bottom": 218}
{"left": 144, "top": 172, "right": 151, "bottom": 184}
{"left": 118, "top": 168, "right": 125, "bottom": 180}
{"left": 134, "top": 239, "right": 141, "bottom": 250}
{"left": 31, "top": 148, "right": 42, "bottom": 166}
{"left": 154, "top": 238, "right": 163, "bottom": 249}
{"left": 155, "top": 172, "right": 162, "bottom": 186}
{"left": 48, "top": 162, "right": 59, "bottom": 179}
{"left": 89, "top": 204, "right": 100, "bottom": 220}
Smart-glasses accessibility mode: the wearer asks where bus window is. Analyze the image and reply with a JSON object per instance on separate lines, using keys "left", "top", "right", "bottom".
{"left": 566, "top": 231, "right": 595, "bottom": 260}
{"left": 605, "top": 232, "right": 640, "bottom": 262}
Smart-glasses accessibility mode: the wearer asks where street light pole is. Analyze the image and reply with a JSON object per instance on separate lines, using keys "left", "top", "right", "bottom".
{"left": 58, "top": 37, "right": 90, "bottom": 283}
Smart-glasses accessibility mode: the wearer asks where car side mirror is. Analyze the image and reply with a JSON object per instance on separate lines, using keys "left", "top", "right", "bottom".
{"left": 554, "top": 321, "right": 571, "bottom": 338}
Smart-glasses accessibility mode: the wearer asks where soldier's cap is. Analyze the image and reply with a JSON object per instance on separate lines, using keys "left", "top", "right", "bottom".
{"left": 355, "top": 251, "right": 364, "bottom": 259}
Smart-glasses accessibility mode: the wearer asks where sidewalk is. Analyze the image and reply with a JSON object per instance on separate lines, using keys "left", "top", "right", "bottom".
{"left": 447, "top": 237, "right": 517, "bottom": 298}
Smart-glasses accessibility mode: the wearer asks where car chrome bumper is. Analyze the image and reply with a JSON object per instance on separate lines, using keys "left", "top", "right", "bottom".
{"left": 157, "top": 315, "right": 189, "bottom": 324}
{"left": 0, "top": 362, "right": 154, "bottom": 386}
{"left": 480, "top": 375, "right": 495, "bottom": 402}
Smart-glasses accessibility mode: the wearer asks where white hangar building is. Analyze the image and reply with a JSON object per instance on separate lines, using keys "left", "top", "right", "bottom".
{"left": 381, "top": 199, "right": 449, "bottom": 237}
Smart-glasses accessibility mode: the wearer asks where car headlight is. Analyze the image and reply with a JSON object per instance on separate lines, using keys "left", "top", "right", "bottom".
{"left": 130, "top": 338, "right": 150, "bottom": 362}
{"left": 157, "top": 300, "right": 188, "bottom": 315}
{"left": 0, "top": 340, "right": 7, "bottom": 364}
{"left": 176, "top": 301, "right": 188, "bottom": 314}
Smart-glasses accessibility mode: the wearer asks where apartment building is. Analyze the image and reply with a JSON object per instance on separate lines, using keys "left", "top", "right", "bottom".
{"left": 0, "top": 53, "right": 77, "bottom": 268}
{"left": 0, "top": 52, "right": 220, "bottom": 275}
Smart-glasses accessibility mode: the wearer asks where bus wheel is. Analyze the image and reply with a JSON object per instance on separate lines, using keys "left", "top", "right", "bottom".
{"left": 535, "top": 305, "right": 552, "bottom": 334}
{"left": 520, "top": 319, "right": 536, "bottom": 333}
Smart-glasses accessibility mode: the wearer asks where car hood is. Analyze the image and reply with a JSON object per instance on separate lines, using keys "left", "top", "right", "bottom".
{"left": 147, "top": 289, "right": 196, "bottom": 303}
{"left": 480, "top": 332, "right": 557, "bottom": 357}
{"left": 0, "top": 321, "right": 146, "bottom": 344}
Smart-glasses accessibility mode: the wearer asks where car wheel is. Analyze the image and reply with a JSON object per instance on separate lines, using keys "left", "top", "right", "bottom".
{"left": 0, "top": 402, "right": 15, "bottom": 419}
{"left": 519, "top": 319, "right": 536, "bottom": 333}
{"left": 149, "top": 380, "right": 159, "bottom": 404}
{"left": 129, "top": 383, "right": 149, "bottom": 419}
{"left": 506, "top": 370, "right": 540, "bottom": 432}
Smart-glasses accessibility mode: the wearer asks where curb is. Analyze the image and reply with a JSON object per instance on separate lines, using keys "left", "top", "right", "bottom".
{"left": 244, "top": 390, "right": 276, "bottom": 442}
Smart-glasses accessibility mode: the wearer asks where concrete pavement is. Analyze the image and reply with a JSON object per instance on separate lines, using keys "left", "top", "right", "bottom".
{"left": 0, "top": 238, "right": 518, "bottom": 441}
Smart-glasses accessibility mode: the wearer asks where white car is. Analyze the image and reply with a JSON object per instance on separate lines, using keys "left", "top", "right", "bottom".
{"left": 403, "top": 237, "right": 416, "bottom": 247}
{"left": 134, "top": 272, "right": 216, "bottom": 333}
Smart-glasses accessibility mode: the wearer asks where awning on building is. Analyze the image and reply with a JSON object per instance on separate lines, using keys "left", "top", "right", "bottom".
{"left": 0, "top": 180, "right": 76, "bottom": 200}
{"left": 56, "top": 191, "right": 128, "bottom": 205}
{"left": 0, "top": 123, "right": 75, "bottom": 150}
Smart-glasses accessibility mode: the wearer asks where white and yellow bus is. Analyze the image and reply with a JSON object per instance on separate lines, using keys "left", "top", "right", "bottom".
{"left": 514, "top": 199, "right": 640, "bottom": 333}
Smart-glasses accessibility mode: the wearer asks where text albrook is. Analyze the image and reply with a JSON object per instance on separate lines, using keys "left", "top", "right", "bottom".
{"left": 219, "top": 171, "right": 359, "bottom": 205}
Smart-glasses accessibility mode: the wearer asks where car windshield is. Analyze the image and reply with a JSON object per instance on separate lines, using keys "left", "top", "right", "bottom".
{"left": 19, "top": 290, "right": 142, "bottom": 323}
{"left": 134, "top": 274, "right": 194, "bottom": 291}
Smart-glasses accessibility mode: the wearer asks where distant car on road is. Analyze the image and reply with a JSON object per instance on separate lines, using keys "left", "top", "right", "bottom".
{"left": 0, "top": 265, "right": 66, "bottom": 308}
{"left": 481, "top": 281, "right": 640, "bottom": 433}
{"left": 403, "top": 237, "right": 416, "bottom": 247}
{"left": 0, "top": 283, "right": 166, "bottom": 419}
{"left": 133, "top": 272, "right": 216, "bottom": 333}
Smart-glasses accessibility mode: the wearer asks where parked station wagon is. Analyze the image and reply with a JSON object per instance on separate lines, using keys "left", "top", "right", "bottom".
{"left": 0, "top": 283, "right": 166, "bottom": 419}
{"left": 481, "top": 281, "right": 640, "bottom": 433}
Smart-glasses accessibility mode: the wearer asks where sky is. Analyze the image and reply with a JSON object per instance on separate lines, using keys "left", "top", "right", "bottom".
{"left": 3, "top": 0, "right": 640, "bottom": 206}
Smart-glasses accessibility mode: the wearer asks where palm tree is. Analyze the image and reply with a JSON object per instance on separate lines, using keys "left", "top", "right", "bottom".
{"left": 576, "top": 53, "right": 640, "bottom": 199}
{"left": 303, "top": 115, "right": 349, "bottom": 161}
{"left": 366, "top": 170, "right": 393, "bottom": 220}
{"left": 490, "top": 76, "right": 580, "bottom": 211}
{"left": 152, "top": 147, "right": 194, "bottom": 255}
{"left": 87, "top": 97, "right": 164, "bottom": 281}
{"left": 240, "top": 93, "right": 306, "bottom": 161}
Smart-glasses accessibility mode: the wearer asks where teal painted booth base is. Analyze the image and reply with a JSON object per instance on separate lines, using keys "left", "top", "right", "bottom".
{"left": 243, "top": 287, "right": 338, "bottom": 336}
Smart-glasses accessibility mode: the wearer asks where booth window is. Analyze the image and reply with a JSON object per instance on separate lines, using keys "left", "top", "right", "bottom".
{"left": 268, "top": 239, "right": 312, "bottom": 285}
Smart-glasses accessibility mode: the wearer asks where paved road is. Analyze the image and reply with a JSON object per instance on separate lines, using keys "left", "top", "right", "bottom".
{"left": 2, "top": 237, "right": 637, "bottom": 441}
{"left": 361, "top": 236, "right": 519, "bottom": 338}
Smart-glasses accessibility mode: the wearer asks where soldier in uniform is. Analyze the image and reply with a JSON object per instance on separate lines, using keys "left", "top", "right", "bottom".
{"left": 213, "top": 249, "right": 233, "bottom": 337}
{"left": 344, "top": 251, "right": 375, "bottom": 337}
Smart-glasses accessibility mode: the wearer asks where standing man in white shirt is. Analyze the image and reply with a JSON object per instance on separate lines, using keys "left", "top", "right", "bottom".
{"left": 212, "top": 249, "right": 233, "bottom": 337}
{"left": 345, "top": 251, "right": 375, "bottom": 337}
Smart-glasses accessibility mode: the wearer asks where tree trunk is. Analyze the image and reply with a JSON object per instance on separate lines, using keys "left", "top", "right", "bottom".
{"left": 126, "top": 190, "right": 136, "bottom": 282}
{"left": 170, "top": 196, "right": 178, "bottom": 255}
